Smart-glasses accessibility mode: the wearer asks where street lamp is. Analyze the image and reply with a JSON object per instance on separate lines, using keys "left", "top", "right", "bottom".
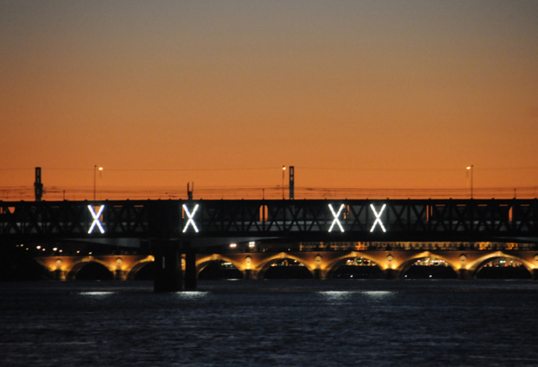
{"left": 282, "top": 165, "right": 286, "bottom": 199}
{"left": 94, "top": 165, "right": 103, "bottom": 201}
{"left": 467, "top": 165, "right": 474, "bottom": 199}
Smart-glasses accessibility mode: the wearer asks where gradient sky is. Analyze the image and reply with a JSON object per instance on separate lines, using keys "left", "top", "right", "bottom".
{"left": 1, "top": 0, "right": 537, "bottom": 195}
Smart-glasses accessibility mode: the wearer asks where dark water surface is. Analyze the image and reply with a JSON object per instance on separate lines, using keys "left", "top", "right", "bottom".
{"left": 1, "top": 280, "right": 538, "bottom": 366}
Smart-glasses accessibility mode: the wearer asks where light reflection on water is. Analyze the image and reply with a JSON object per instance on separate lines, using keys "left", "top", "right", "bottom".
{"left": 1, "top": 280, "right": 538, "bottom": 366}
{"left": 362, "top": 290, "right": 395, "bottom": 298}
{"left": 319, "top": 290, "right": 395, "bottom": 302}
{"left": 77, "top": 291, "right": 116, "bottom": 297}
{"left": 319, "top": 290, "right": 353, "bottom": 298}
{"left": 176, "top": 291, "right": 209, "bottom": 299}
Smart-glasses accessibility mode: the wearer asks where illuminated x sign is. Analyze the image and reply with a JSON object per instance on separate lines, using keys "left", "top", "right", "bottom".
{"left": 88, "top": 205, "right": 105, "bottom": 234}
{"left": 370, "top": 204, "right": 386, "bottom": 232}
{"left": 182, "top": 204, "right": 199, "bottom": 233}
{"left": 328, "top": 204, "right": 345, "bottom": 233}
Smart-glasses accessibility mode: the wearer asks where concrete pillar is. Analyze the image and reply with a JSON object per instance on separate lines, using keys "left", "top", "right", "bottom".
{"left": 313, "top": 269, "right": 323, "bottom": 280}
{"left": 184, "top": 249, "right": 197, "bottom": 290}
{"left": 532, "top": 269, "right": 538, "bottom": 281}
{"left": 153, "top": 240, "right": 182, "bottom": 292}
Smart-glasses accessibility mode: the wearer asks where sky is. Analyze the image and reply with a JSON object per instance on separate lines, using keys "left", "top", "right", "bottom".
{"left": 1, "top": 0, "right": 537, "bottom": 199}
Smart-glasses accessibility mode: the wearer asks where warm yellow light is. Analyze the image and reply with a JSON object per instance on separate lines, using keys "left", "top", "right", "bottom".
{"left": 99, "top": 167, "right": 103, "bottom": 171}
{"left": 466, "top": 166, "right": 471, "bottom": 170}
{"left": 230, "top": 243, "right": 237, "bottom": 248}
{"left": 282, "top": 165, "right": 286, "bottom": 170}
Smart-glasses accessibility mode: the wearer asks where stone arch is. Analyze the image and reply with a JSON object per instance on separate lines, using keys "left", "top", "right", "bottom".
{"left": 196, "top": 254, "right": 244, "bottom": 276}
{"left": 68, "top": 260, "right": 113, "bottom": 280}
{"left": 127, "top": 259, "right": 155, "bottom": 280}
{"left": 398, "top": 252, "right": 459, "bottom": 280}
{"left": 257, "top": 253, "right": 314, "bottom": 279}
{"left": 324, "top": 254, "right": 383, "bottom": 280}
{"left": 470, "top": 253, "right": 533, "bottom": 279}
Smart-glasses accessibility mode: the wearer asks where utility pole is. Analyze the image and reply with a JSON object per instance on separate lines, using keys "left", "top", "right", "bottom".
{"left": 187, "top": 182, "right": 193, "bottom": 200}
{"left": 289, "top": 166, "right": 295, "bottom": 200}
{"left": 282, "top": 165, "right": 286, "bottom": 199}
{"left": 467, "top": 165, "right": 474, "bottom": 199}
{"left": 94, "top": 165, "right": 103, "bottom": 201}
{"left": 94, "top": 165, "right": 97, "bottom": 201}
{"left": 34, "top": 167, "right": 43, "bottom": 201}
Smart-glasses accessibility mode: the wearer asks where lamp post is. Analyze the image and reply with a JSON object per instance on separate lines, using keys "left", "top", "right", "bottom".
{"left": 94, "top": 165, "right": 103, "bottom": 201}
{"left": 282, "top": 165, "right": 286, "bottom": 199}
{"left": 467, "top": 165, "right": 474, "bottom": 199}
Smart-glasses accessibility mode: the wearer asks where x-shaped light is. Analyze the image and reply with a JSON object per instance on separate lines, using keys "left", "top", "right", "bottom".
{"left": 182, "top": 204, "right": 199, "bottom": 233}
{"left": 88, "top": 205, "right": 105, "bottom": 234}
{"left": 370, "top": 204, "right": 386, "bottom": 232}
{"left": 328, "top": 204, "right": 345, "bottom": 233}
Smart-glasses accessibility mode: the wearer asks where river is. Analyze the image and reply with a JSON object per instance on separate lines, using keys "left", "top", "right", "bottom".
{"left": 1, "top": 280, "right": 537, "bottom": 366}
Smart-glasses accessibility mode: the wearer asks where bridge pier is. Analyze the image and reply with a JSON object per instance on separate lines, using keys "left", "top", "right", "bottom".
{"left": 384, "top": 269, "right": 400, "bottom": 280}
{"left": 244, "top": 269, "right": 258, "bottom": 280}
{"left": 153, "top": 240, "right": 182, "bottom": 292}
{"left": 532, "top": 269, "right": 538, "bottom": 281}
{"left": 53, "top": 269, "right": 66, "bottom": 281}
{"left": 114, "top": 269, "right": 127, "bottom": 281}
{"left": 184, "top": 247, "right": 197, "bottom": 290}
{"left": 458, "top": 269, "right": 474, "bottom": 280}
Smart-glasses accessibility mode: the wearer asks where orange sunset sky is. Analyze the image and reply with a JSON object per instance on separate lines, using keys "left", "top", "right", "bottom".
{"left": 1, "top": 1, "right": 537, "bottom": 199}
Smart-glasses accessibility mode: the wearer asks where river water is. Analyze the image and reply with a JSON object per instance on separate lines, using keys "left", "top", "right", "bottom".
{"left": 1, "top": 280, "right": 538, "bottom": 366}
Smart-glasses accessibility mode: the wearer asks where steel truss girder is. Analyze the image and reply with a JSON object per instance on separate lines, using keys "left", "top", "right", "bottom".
{"left": 0, "top": 199, "right": 536, "bottom": 242}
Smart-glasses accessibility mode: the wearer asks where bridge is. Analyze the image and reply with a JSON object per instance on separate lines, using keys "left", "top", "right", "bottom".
{"left": 2, "top": 199, "right": 537, "bottom": 290}
{"left": 35, "top": 248, "right": 538, "bottom": 283}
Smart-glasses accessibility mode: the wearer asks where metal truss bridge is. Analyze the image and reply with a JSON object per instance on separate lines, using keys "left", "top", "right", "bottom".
{"left": 1, "top": 199, "right": 537, "bottom": 244}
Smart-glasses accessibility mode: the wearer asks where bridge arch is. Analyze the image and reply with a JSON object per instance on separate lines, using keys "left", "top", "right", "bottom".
{"left": 257, "top": 253, "right": 315, "bottom": 279}
{"left": 469, "top": 252, "right": 533, "bottom": 279}
{"left": 196, "top": 254, "right": 245, "bottom": 276}
{"left": 127, "top": 257, "right": 156, "bottom": 280}
{"left": 396, "top": 252, "right": 459, "bottom": 278}
{"left": 68, "top": 260, "right": 114, "bottom": 280}
{"left": 324, "top": 254, "right": 383, "bottom": 280}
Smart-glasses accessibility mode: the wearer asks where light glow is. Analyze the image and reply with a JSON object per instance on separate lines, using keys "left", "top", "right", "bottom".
{"left": 78, "top": 291, "right": 115, "bottom": 297}
{"left": 370, "top": 204, "right": 387, "bottom": 232}
{"left": 182, "top": 204, "right": 199, "bottom": 233}
{"left": 328, "top": 204, "right": 345, "bottom": 233}
{"left": 88, "top": 205, "right": 105, "bottom": 234}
